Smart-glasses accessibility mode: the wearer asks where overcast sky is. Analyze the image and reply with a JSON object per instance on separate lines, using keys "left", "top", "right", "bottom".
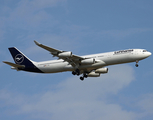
{"left": 0, "top": 0, "right": 153, "bottom": 120}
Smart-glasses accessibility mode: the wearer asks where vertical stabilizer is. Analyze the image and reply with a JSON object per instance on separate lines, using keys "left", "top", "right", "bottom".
{"left": 9, "top": 47, "right": 34, "bottom": 66}
{"left": 8, "top": 47, "right": 43, "bottom": 73}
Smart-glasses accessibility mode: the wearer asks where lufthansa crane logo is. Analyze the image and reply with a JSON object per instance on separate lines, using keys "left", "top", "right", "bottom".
{"left": 15, "top": 54, "right": 24, "bottom": 64}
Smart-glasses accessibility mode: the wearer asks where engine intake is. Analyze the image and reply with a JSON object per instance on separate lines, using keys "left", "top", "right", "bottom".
{"left": 95, "top": 68, "right": 108, "bottom": 74}
{"left": 58, "top": 51, "right": 72, "bottom": 57}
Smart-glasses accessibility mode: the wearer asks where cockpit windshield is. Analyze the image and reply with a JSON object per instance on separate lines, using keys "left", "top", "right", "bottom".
{"left": 143, "top": 50, "right": 148, "bottom": 52}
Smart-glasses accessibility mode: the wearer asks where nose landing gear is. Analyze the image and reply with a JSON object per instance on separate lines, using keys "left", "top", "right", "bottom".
{"left": 135, "top": 60, "right": 139, "bottom": 67}
{"left": 135, "top": 64, "right": 139, "bottom": 67}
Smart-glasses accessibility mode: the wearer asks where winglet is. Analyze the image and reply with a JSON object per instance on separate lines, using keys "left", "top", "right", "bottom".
{"left": 34, "top": 40, "right": 41, "bottom": 46}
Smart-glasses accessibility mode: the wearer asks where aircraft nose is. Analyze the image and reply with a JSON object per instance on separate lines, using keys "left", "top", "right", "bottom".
{"left": 146, "top": 51, "right": 152, "bottom": 57}
{"left": 148, "top": 52, "right": 152, "bottom": 56}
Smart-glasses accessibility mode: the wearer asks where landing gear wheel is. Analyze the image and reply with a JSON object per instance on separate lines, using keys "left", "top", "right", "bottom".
{"left": 80, "top": 77, "right": 84, "bottom": 81}
{"left": 72, "top": 71, "right": 76, "bottom": 75}
{"left": 84, "top": 74, "right": 88, "bottom": 78}
{"left": 76, "top": 69, "right": 80, "bottom": 76}
{"left": 72, "top": 69, "right": 80, "bottom": 76}
{"left": 135, "top": 60, "right": 139, "bottom": 67}
{"left": 135, "top": 64, "right": 139, "bottom": 67}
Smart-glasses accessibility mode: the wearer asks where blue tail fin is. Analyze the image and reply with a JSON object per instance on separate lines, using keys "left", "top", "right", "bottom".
{"left": 8, "top": 47, "right": 43, "bottom": 73}
{"left": 9, "top": 47, "right": 34, "bottom": 66}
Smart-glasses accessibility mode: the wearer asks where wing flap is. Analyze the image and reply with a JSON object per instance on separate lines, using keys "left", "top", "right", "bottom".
{"left": 3, "top": 61, "right": 25, "bottom": 68}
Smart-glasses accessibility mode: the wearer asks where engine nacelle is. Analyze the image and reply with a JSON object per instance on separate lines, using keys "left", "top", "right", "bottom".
{"left": 88, "top": 72, "right": 100, "bottom": 77}
{"left": 58, "top": 51, "right": 72, "bottom": 57}
{"left": 95, "top": 68, "right": 108, "bottom": 74}
{"left": 81, "top": 58, "right": 95, "bottom": 64}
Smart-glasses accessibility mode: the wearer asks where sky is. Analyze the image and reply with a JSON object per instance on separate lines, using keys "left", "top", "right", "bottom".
{"left": 0, "top": 0, "right": 153, "bottom": 120}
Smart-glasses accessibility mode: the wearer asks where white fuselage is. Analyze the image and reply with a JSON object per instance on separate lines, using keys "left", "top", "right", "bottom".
{"left": 33, "top": 49, "right": 151, "bottom": 73}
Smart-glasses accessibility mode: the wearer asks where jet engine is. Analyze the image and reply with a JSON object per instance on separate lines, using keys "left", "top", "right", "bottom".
{"left": 58, "top": 51, "right": 72, "bottom": 57}
{"left": 95, "top": 68, "right": 108, "bottom": 74}
{"left": 81, "top": 58, "right": 95, "bottom": 64}
{"left": 87, "top": 72, "right": 100, "bottom": 77}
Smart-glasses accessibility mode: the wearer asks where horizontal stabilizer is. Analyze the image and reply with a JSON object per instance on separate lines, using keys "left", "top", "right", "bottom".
{"left": 3, "top": 61, "right": 25, "bottom": 68}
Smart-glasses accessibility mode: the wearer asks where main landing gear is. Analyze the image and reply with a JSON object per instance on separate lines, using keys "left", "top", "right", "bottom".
{"left": 72, "top": 69, "right": 88, "bottom": 81}
{"left": 72, "top": 69, "right": 80, "bottom": 76}
{"left": 80, "top": 77, "right": 84, "bottom": 81}
{"left": 135, "top": 60, "right": 139, "bottom": 67}
{"left": 80, "top": 73, "right": 88, "bottom": 81}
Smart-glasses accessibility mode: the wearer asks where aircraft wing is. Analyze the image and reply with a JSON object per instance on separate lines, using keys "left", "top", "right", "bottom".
{"left": 3, "top": 61, "right": 25, "bottom": 68}
{"left": 34, "top": 41, "right": 84, "bottom": 67}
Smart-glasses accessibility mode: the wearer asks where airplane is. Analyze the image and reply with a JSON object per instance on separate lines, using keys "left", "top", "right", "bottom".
{"left": 3, "top": 41, "right": 152, "bottom": 80}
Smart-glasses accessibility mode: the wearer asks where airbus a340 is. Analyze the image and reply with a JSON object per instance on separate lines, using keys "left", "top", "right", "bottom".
{"left": 3, "top": 41, "right": 152, "bottom": 80}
